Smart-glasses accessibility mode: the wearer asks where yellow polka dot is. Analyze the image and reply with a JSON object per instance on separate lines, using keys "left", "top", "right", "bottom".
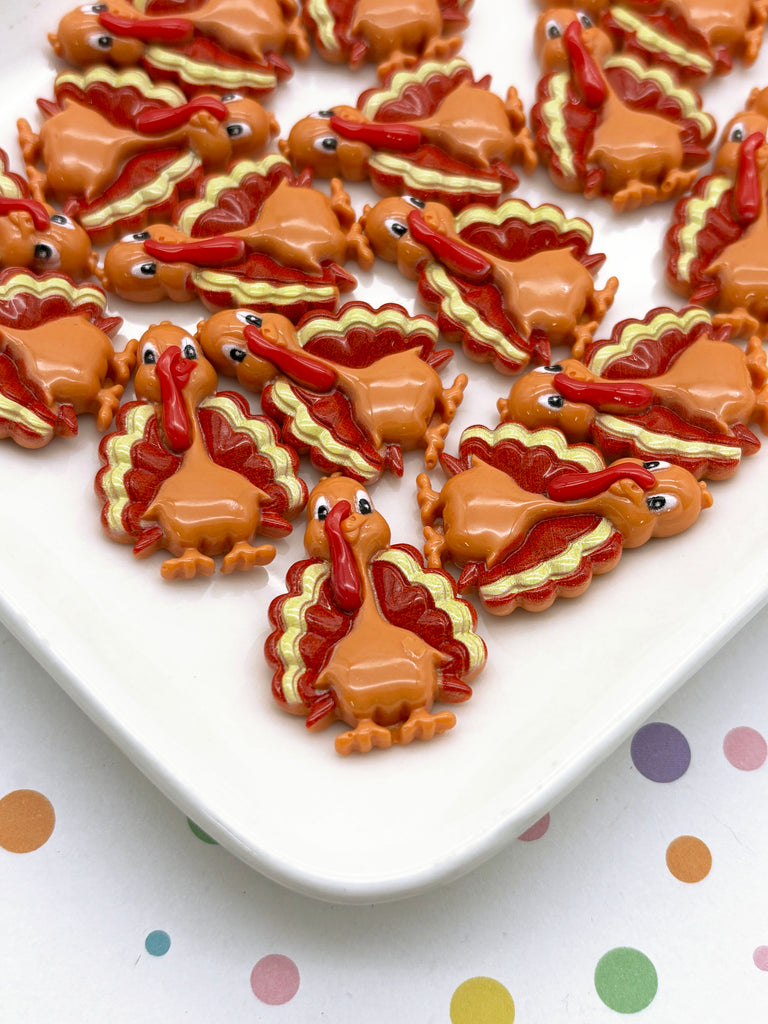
{"left": 450, "top": 977, "right": 515, "bottom": 1024}
{"left": 0, "top": 789, "right": 55, "bottom": 853}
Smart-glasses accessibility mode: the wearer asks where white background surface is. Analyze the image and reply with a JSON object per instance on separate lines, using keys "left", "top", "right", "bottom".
{"left": 2, "top": 0, "right": 768, "bottom": 1016}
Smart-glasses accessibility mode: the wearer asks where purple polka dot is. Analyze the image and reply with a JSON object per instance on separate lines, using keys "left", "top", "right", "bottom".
{"left": 753, "top": 947, "right": 768, "bottom": 971}
{"left": 518, "top": 813, "right": 550, "bottom": 842}
{"left": 250, "top": 954, "right": 300, "bottom": 1005}
{"left": 631, "top": 722, "right": 691, "bottom": 782}
{"left": 723, "top": 727, "right": 767, "bottom": 771}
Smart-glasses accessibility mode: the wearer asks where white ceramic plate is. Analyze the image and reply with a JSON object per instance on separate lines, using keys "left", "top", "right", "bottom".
{"left": 3, "top": 0, "right": 768, "bottom": 903}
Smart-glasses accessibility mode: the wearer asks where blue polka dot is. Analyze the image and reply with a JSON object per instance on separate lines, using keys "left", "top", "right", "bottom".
{"left": 145, "top": 930, "right": 171, "bottom": 956}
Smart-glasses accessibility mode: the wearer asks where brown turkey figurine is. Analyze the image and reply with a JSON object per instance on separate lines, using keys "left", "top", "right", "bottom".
{"left": 266, "top": 474, "right": 486, "bottom": 754}
{"left": 280, "top": 55, "right": 536, "bottom": 211}
{"left": 96, "top": 321, "right": 306, "bottom": 580}
{"left": 531, "top": 7, "right": 715, "bottom": 210}
{"left": 0, "top": 268, "right": 134, "bottom": 448}
{"left": 49, "top": 0, "right": 309, "bottom": 97}
{"left": 18, "top": 67, "right": 278, "bottom": 242}
{"left": 359, "top": 193, "right": 617, "bottom": 372}
{"left": 416, "top": 422, "right": 712, "bottom": 614}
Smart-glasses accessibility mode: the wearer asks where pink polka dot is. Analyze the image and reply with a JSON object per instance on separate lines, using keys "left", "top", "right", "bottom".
{"left": 518, "top": 813, "right": 550, "bottom": 842}
{"left": 250, "top": 954, "right": 300, "bottom": 1005}
{"left": 723, "top": 727, "right": 767, "bottom": 771}
{"left": 753, "top": 947, "right": 768, "bottom": 971}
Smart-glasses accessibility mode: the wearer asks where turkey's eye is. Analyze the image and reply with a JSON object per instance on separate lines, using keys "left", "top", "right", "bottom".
{"left": 33, "top": 243, "right": 54, "bottom": 261}
{"left": 385, "top": 218, "right": 408, "bottom": 238}
{"left": 642, "top": 460, "right": 670, "bottom": 472}
{"left": 314, "top": 136, "right": 338, "bottom": 152}
{"left": 220, "top": 92, "right": 242, "bottom": 102}
{"left": 540, "top": 363, "right": 563, "bottom": 374}
{"left": 181, "top": 339, "right": 198, "bottom": 360}
{"left": 647, "top": 493, "right": 677, "bottom": 513}
{"left": 225, "top": 345, "right": 246, "bottom": 363}
{"left": 314, "top": 498, "right": 330, "bottom": 521}
{"left": 226, "top": 122, "right": 250, "bottom": 139}
{"left": 122, "top": 230, "right": 150, "bottom": 242}
{"left": 87, "top": 32, "right": 113, "bottom": 49}
{"left": 355, "top": 491, "right": 373, "bottom": 515}
{"left": 405, "top": 195, "right": 425, "bottom": 208}
{"left": 577, "top": 12, "right": 593, "bottom": 28}
{"left": 545, "top": 19, "right": 562, "bottom": 38}
{"left": 142, "top": 346, "right": 158, "bottom": 365}
{"left": 235, "top": 310, "right": 263, "bottom": 328}
{"left": 50, "top": 214, "right": 70, "bottom": 226}
{"left": 81, "top": 3, "right": 108, "bottom": 11}
{"left": 540, "top": 391, "right": 565, "bottom": 407}
{"left": 316, "top": 109, "right": 335, "bottom": 118}
{"left": 729, "top": 122, "right": 746, "bottom": 143}
{"left": 131, "top": 261, "right": 157, "bottom": 277}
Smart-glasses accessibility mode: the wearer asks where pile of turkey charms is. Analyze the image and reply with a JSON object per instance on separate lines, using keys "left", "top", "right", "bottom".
{"left": 6, "top": 0, "right": 768, "bottom": 756}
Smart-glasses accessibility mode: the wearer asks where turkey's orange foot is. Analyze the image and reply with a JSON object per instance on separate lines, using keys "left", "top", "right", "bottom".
{"left": 95, "top": 384, "right": 124, "bottom": 431}
{"left": 612, "top": 181, "right": 658, "bottom": 213}
{"left": 423, "top": 35, "right": 462, "bottom": 63}
{"left": 422, "top": 523, "right": 446, "bottom": 570}
{"left": 17, "top": 118, "right": 37, "bottom": 154}
{"left": 399, "top": 708, "right": 456, "bottom": 745}
{"left": 659, "top": 169, "right": 699, "bottom": 200}
{"left": 745, "top": 22, "right": 766, "bottom": 63}
{"left": 286, "top": 16, "right": 311, "bottom": 61}
{"left": 592, "top": 275, "right": 619, "bottom": 319}
{"left": 377, "top": 49, "right": 418, "bottom": 80}
{"left": 713, "top": 309, "right": 762, "bottom": 338}
{"left": 423, "top": 421, "right": 449, "bottom": 469}
{"left": 111, "top": 338, "right": 139, "bottom": 385}
{"left": 335, "top": 719, "right": 394, "bottom": 755}
{"left": 161, "top": 548, "right": 216, "bottom": 581}
{"left": 416, "top": 472, "right": 441, "bottom": 523}
{"left": 571, "top": 322, "right": 597, "bottom": 361}
{"left": 221, "top": 541, "right": 276, "bottom": 574}
{"left": 330, "top": 177, "right": 355, "bottom": 227}
{"left": 347, "top": 220, "right": 375, "bottom": 271}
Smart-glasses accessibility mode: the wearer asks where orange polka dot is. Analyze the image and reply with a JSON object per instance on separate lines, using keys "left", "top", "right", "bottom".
{"left": 0, "top": 790, "right": 55, "bottom": 853}
{"left": 665, "top": 835, "right": 711, "bottom": 883}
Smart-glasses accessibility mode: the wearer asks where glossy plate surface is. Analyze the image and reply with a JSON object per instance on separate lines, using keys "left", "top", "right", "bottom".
{"left": 2, "top": 0, "right": 768, "bottom": 902}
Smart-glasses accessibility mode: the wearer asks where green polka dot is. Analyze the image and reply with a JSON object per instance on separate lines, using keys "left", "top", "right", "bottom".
{"left": 594, "top": 948, "right": 658, "bottom": 1013}
{"left": 187, "top": 818, "right": 217, "bottom": 844}
{"left": 450, "top": 976, "right": 515, "bottom": 1023}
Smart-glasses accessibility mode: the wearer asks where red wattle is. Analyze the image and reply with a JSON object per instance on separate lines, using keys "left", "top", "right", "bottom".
{"left": 564, "top": 20, "right": 608, "bottom": 108}
{"left": 98, "top": 11, "right": 193, "bottom": 43}
{"left": 243, "top": 325, "right": 336, "bottom": 390}
{"left": 554, "top": 372, "right": 654, "bottom": 412}
{"left": 733, "top": 131, "right": 764, "bottom": 224}
{"left": 143, "top": 236, "right": 246, "bottom": 266}
{"left": 407, "top": 209, "right": 493, "bottom": 283}
{"left": 156, "top": 346, "right": 194, "bottom": 452}
{"left": 0, "top": 197, "right": 50, "bottom": 230}
{"left": 134, "top": 96, "right": 227, "bottom": 134}
{"left": 324, "top": 500, "right": 362, "bottom": 613}
{"left": 329, "top": 115, "right": 422, "bottom": 152}
{"left": 547, "top": 462, "right": 656, "bottom": 501}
